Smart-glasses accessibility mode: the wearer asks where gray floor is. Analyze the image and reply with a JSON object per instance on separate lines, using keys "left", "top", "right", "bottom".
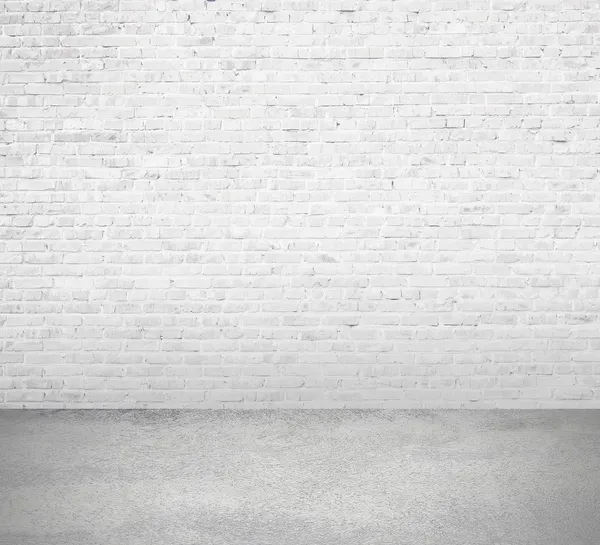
{"left": 1, "top": 411, "right": 599, "bottom": 545}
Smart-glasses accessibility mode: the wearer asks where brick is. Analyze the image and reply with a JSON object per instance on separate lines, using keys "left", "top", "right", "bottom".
{"left": 0, "top": 0, "right": 598, "bottom": 408}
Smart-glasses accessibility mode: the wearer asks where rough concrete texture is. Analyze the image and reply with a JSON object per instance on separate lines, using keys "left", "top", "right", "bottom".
{"left": 1, "top": 410, "right": 600, "bottom": 545}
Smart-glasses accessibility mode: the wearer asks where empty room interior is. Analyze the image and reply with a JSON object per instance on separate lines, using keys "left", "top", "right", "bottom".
{"left": 1, "top": 0, "right": 600, "bottom": 543}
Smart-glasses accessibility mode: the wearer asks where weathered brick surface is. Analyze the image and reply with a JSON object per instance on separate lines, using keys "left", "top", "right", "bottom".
{"left": 1, "top": 0, "right": 600, "bottom": 408}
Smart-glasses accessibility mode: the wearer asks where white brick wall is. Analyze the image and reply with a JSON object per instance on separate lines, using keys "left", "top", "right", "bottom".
{"left": 1, "top": 0, "right": 600, "bottom": 408}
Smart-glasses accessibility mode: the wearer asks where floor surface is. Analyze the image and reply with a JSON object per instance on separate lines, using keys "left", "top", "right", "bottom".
{"left": 1, "top": 410, "right": 599, "bottom": 545}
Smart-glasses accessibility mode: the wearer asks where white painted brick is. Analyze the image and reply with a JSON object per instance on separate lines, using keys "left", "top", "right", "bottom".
{"left": 1, "top": 0, "right": 599, "bottom": 408}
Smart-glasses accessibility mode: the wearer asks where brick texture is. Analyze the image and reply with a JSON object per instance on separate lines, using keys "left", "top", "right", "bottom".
{"left": 1, "top": 0, "right": 600, "bottom": 408}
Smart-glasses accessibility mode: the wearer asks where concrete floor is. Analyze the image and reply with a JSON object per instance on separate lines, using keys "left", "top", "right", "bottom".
{"left": 1, "top": 411, "right": 599, "bottom": 545}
